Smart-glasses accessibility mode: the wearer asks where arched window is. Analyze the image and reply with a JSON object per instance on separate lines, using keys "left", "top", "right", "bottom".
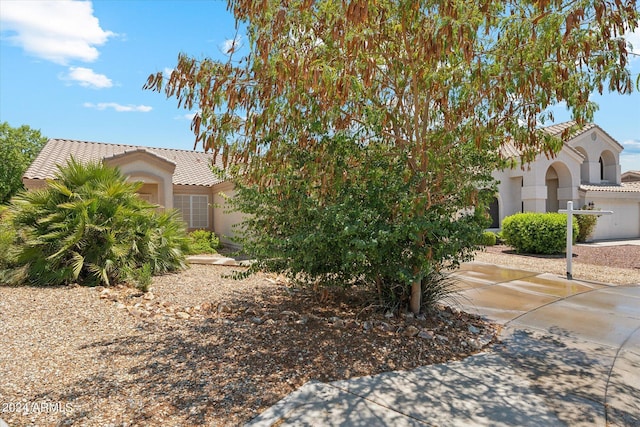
{"left": 599, "top": 157, "right": 604, "bottom": 181}
{"left": 488, "top": 197, "right": 499, "bottom": 228}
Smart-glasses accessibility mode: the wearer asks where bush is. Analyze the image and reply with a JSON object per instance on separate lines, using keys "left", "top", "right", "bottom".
{"left": 480, "top": 231, "right": 497, "bottom": 246}
{"left": 501, "top": 212, "right": 578, "bottom": 254}
{"left": 5, "top": 158, "right": 189, "bottom": 287}
{"left": 231, "top": 135, "right": 491, "bottom": 312}
{"left": 0, "top": 207, "right": 17, "bottom": 279}
{"left": 575, "top": 205, "right": 599, "bottom": 243}
{"left": 186, "top": 229, "right": 220, "bottom": 254}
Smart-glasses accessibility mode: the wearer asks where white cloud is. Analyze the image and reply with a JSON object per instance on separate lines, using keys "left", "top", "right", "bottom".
{"left": 83, "top": 102, "right": 152, "bottom": 112}
{"left": 624, "top": 27, "right": 640, "bottom": 57}
{"left": 622, "top": 139, "right": 640, "bottom": 151}
{"left": 64, "top": 67, "right": 112, "bottom": 88}
{"left": 174, "top": 112, "right": 197, "bottom": 121}
{"left": 221, "top": 36, "right": 241, "bottom": 54}
{"left": 0, "top": 0, "right": 115, "bottom": 65}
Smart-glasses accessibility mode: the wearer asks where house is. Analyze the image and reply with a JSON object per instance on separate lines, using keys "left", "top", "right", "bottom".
{"left": 23, "top": 121, "right": 639, "bottom": 244}
{"left": 491, "top": 121, "right": 640, "bottom": 240}
{"left": 22, "top": 139, "right": 243, "bottom": 245}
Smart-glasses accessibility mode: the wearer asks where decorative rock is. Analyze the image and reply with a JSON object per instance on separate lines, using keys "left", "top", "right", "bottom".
{"left": 99, "top": 290, "right": 111, "bottom": 299}
{"left": 384, "top": 311, "right": 394, "bottom": 319}
{"left": 416, "top": 313, "right": 427, "bottom": 321}
{"left": 478, "top": 334, "right": 493, "bottom": 347}
{"left": 363, "top": 321, "right": 374, "bottom": 331}
{"left": 295, "top": 316, "right": 309, "bottom": 325}
{"left": 418, "top": 330, "right": 435, "bottom": 340}
{"left": 346, "top": 320, "right": 359, "bottom": 329}
{"left": 468, "top": 339, "right": 482, "bottom": 350}
{"left": 249, "top": 316, "right": 264, "bottom": 325}
{"left": 217, "top": 303, "right": 233, "bottom": 313}
{"left": 176, "top": 312, "right": 191, "bottom": 320}
{"left": 468, "top": 325, "right": 480, "bottom": 334}
{"left": 378, "top": 322, "right": 395, "bottom": 332}
{"left": 436, "top": 334, "right": 449, "bottom": 342}
{"left": 142, "top": 292, "right": 155, "bottom": 301}
{"left": 128, "top": 307, "right": 150, "bottom": 318}
{"left": 280, "top": 310, "right": 298, "bottom": 317}
{"left": 200, "top": 302, "right": 213, "bottom": 312}
{"left": 264, "top": 319, "right": 277, "bottom": 325}
{"left": 403, "top": 325, "right": 420, "bottom": 337}
{"left": 115, "top": 302, "right": 126, "bottom": 310}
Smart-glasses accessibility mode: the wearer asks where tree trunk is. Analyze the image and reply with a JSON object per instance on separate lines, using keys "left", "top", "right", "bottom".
{"left": 410, "top": 280, "right": 421, "bottom": 314}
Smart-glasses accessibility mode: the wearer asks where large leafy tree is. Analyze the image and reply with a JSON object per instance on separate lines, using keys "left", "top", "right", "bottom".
{"left": 0, "top": 122, "right": 47, "bottom": 204}
{"left": 146, "top": 0, "right": 638, "bottom": 313}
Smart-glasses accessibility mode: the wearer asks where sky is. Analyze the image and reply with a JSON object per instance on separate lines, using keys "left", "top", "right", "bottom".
{"left": 0, "top": 0, "right": 639, "bottom": 172}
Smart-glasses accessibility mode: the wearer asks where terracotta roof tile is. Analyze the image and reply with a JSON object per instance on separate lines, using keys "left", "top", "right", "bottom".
{"left": 23, "top": 139, "right": 226, "bottom": 187}
{"left": 580, "top": 182, "right": 640, "bottom": 193}
{"left": 542, "top": 121, "right": 622, "bottom": 149}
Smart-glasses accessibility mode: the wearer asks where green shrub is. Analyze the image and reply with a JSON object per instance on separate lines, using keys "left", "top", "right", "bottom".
{"left": 186, "top": 229, "right": 220, "bottom": 254}
{"left": 575, "top": 205, "right": 599, "bottom": 243}
{"left": 231, "top": 135, "right": 491, "bottom": 312}
{"left": 480, "top": 231, "right": 497, "bottom": 246}
{"left": 128, "top": 263, "right": 153, "bottom": 292}
{"left": 5, "top": 158, "right": 189, "bottom": 287}
{"left": 501, "top": 212, "right": 578, "bottom": 254}
{"left": 0, "top": 207, "right": 17, "bottom": 279}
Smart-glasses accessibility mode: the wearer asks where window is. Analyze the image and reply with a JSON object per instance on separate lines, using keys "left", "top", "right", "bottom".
{"left": 173, "top": 194, "right": 209, "bottom": 228}
{"left": 599, "top": 157, "right": 604, "bottom": 181}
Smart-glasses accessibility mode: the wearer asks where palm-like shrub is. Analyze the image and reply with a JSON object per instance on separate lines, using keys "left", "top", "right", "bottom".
{"left": 6, "top": 158, "right": 189, "bottom": 287}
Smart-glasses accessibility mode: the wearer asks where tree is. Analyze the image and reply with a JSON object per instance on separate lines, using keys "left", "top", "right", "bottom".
{"left": 0, "top": 122, "right": 48, "bottom": 204}
{"left": 145, "top": 0, "right": 638, "bottom": 313}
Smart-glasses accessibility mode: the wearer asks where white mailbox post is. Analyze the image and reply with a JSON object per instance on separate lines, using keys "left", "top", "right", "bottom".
{"left": 558, "top": 201, "right": 613, "bottom": 280}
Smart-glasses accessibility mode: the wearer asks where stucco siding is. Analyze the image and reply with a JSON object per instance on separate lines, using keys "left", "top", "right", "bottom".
{"left": 212, "top": 182, "right": 245, "bottom": 246}
{"left": 583, "top": 193, "right": 640, "bottom": 240}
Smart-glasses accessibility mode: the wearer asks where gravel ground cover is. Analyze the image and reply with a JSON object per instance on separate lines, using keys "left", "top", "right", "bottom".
{"left": 1, "top": 244, "right": 636, "bottom": 426}
{"left": 475, "top": 244, "right": 640, "bottom": 285}
{"left": 1, "top": 266, "right": 497, "bottom": 427}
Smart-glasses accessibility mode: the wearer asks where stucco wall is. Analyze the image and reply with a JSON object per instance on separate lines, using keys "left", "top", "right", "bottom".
{"left": 105, "top": 153, "right": 175, "bottom": 210}
{"left": 211, "top": 182, "right": 246, "bottom": 247}
{"left": 584, "top": 193, "right": 640, "bottom": 240}
{"left": 568, "top": 129, "right": 622, "bottom": 185}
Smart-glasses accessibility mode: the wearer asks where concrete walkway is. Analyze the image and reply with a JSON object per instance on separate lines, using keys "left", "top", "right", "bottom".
{"left": 247, "top": 263, "right": 640, "bottom": 426}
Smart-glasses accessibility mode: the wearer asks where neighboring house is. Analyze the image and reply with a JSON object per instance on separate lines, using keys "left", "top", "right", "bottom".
{"left": 22, "top": 139, "right": 242, "bottom": 245}
{"left": 491, "top": 121, "right": 640, "bottom": 240}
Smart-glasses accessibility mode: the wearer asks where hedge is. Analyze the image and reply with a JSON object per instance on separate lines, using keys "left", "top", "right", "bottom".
{"left": 501, "top": 212, "right": 578, "bottom": 254}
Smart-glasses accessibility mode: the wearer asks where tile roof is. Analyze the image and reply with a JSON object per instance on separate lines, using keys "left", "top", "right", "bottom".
{"left": 499, "top": 121, "right": 622, "bottom": 159}
{"left": 23, "top": 139, "right": 226, "bottom": 187}
{"left": 580, "top": 182, "right": 640, "bottom": 193}
{"left": 540, "top": 121, "right": 595, "bottom": 138}
{"left": 542, "top": 121, "right": 623, "bottom": 149}
{"left": 621, "top": 170, "right": 640, "bottom": 182}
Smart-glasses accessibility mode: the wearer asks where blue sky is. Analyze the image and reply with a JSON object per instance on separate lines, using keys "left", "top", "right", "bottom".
{"left": 1, "top": 0, "right": 639, "bottom": 172}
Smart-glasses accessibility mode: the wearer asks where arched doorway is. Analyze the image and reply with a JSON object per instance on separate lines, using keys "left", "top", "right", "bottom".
{"left": 545, "top": 162, "right": 573, "bottom": 212}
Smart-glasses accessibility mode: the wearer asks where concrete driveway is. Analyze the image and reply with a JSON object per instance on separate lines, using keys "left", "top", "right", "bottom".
{"left": 248, "top": 262, "right": 640, "bottom": 426}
